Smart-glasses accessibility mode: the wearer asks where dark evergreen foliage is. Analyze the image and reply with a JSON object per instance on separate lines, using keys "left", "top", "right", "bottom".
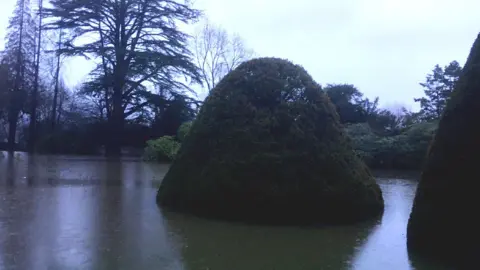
{"left": 407, "top": 33, "right": 480, "bottom": 267}
{"left": 1, "top": 0, "right": 36, "bottom": 152}
{"left": 346, "top": 121, "right": 437, "bottom": 170}
{"left": 324, "top": 84, "right": 369, "bottom": 124}
{"left": 414, "top": 61, "right": 462, "bottom": 121}
{"left": 157, "top": 57, "right": 384, "bottom": 225}
{"left": 43, "top": 0, "right": 202, "bottom": 156}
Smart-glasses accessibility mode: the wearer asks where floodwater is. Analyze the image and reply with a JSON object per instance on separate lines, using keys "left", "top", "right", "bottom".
{"left": 0, "top": 152, "right": 449, "bottom": 270}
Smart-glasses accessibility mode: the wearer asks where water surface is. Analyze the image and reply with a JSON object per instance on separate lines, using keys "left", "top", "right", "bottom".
{"left": 0, "top": 152, "right": 448, "bottom": 270}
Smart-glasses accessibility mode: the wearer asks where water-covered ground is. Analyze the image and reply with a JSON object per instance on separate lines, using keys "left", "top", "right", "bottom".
{"left": 0, "top": 153, "right": 447, "bottom": 269}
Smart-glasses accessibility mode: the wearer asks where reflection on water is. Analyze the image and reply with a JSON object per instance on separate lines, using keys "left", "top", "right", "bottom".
{"left": 0, "top": 152, "right": 446, "bottom": 269}
{"left": 352, "top": 179, "right": 416, "bottom": 269}
{"left": 163, "top": 212, "right": 376, "bottom": 270}
{"left": 0, "top": 152, "right": 169, "bottom": 187}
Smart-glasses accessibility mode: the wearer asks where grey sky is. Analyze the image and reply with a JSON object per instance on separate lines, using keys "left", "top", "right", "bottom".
{"left": 1, "top": 0, "right": 479, "bottom": 111}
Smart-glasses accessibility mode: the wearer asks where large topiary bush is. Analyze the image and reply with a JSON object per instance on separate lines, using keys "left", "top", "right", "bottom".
{"left": 407, "top": 33, "right": 480, "bottom": 266}
{"left": 157, "top": 57, "right": 384, "bottom": 225}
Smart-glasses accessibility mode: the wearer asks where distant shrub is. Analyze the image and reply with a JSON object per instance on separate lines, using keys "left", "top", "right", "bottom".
{"left": 346, "top": 122, "right": 437, "bottom": 170}
{"left": 143, "top": 136, "right": 181, "bottom": 162}
{"left": 143, "top": 121, "right": 193, "bottom": 162}
{"left": 177, "top": 121, "right": 192, "bottom": 142}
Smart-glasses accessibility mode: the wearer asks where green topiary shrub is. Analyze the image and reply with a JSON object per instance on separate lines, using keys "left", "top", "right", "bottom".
{"left": 143, "top": 136, "right": 180, "bottom": 162}
{"left": 157, "top": 57, "right": 384, "bottom": 225}
{"left": 407, "top": 33, "right": 480, "bottom": 267}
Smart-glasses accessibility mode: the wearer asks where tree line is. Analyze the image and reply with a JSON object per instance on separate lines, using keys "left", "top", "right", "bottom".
{"left": 145, "top": 60, "right": 462, "bottom": 171}
{"left": 0, "top": 0, "right": 462, "bottom": 170}
{"left": 333, "top": 60, "right": 462, "bottom": 170}
{"left": 0, "top": 0, "right": 252, "bottom": 156}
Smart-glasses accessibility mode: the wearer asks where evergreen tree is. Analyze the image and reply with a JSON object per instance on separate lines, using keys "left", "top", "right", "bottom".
{"left": 324, "top": 84, "right": 380, "bottom": 125}
{"left": 414, "top": 61, "right": 462, "bottom": 121}
{"left": 44, "top": 0, "right": 202, "bottom": 156}
{"left": 157, "top": 58, "right": 384, "bottom": 225}
{"left": 1, "top": 0, "right": 36, "bottom": 152}
{"left": 407, "top": 33, "right": 480, "bottom": 268}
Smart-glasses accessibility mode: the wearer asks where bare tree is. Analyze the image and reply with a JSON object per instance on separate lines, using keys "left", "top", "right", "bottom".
{"left": 193, "top": 19, "right": 254, "bottom": 92}
{"left": 28, "top": 0, "right": 44, "bottom": 152}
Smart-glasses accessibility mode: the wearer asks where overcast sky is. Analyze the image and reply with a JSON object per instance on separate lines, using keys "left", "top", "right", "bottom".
{"left": 1, "top": 0, "right": 479, "bottom": 111}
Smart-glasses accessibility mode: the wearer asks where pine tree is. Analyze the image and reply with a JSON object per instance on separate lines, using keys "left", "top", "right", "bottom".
{"left": 44, "top": 0, "right": 202, "bottom": 156}
{"left": 414, "top": 61, "right": 462, "bottom": 121}
{"left": 1, "top": 0, "right": 36, "bottom": 152}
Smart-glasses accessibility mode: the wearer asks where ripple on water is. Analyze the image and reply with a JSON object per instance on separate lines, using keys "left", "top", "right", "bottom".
{"left": 0, "top": 155, "right": 449, "bottom": 269}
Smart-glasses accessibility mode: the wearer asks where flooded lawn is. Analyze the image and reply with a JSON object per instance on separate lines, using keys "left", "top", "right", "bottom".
{"left": 0, "top": 152, "right": 447, "bottom": 270}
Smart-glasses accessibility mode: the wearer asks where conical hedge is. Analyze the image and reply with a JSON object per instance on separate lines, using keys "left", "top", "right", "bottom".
{"left": 407, "top": 33, "right": 480, "bottom": 266}
{"left": 157, "top": 58, "right": 384, "bottom": 225}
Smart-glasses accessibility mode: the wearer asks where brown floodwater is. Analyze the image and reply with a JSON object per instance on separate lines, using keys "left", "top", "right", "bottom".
{"left": 0, "top": 152, "right": 450, "bottom": 270}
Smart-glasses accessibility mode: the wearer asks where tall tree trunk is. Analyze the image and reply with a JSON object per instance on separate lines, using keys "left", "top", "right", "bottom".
{"left": 105, "top": 0, "right": 128, "bottom": 157}
{"left": 51, "top": 31, "right": 62, "bottom": 130}
{"left": 105, "top": 65, "right": 125, "bottom": 157}
{"left": 28, "top": 0, "right": 43, "bottom": 153}
{"left": 8, "top": 0, "right": 26, "bottom": 153}
{"left": 7, "top": 111, "right": 19, "bottom": 153}
{"left": 106, "top": 89, "right": 123, "bottom": 157}
{"left": 56, "top": 90, "right": 64, "bottom": 125}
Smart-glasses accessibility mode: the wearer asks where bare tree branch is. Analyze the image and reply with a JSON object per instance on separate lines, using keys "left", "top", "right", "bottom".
{"left": 192, "top": 18, "right": 254, "bottom": 92}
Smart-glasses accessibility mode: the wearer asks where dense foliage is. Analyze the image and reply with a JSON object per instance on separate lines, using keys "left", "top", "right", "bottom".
{"left": 414, "top": 61, "right": 462, "bottom": 121}
{"left": 0, "top": 1, "right": 255, "bottom": 157}
{"left": 321, "top": 60, "right": 462, "bottom": 170}
{"left": 143, "top": 121, "right": 191, "bottom": 162}
{"left": 143, "top": 136, "right": 180, "bottom": 162}
{"left": 346, "top": 122, "right": 437, "bottom": 170}
{"left": 1, "top": 0, "right": 36, "bottom": 152}
{"left": 144, "top": 115, "right": 439, "bottom": 171}
{"left": 407, "top": 33, "right": 480, "bottom": 267}
{"left": 144, "top": 60, "right": 457, "bottom": 171}
{"left": 177, "top": 121, "right": 192, "bottom": 142}
{"left": 42, "top": 0, "right": 202, "bottom": 156}
{"left": 157, "top": 57, "right": 384, "bottom": 225}
{"left": 0, "top": 1, "right": 461, "bottom": 174}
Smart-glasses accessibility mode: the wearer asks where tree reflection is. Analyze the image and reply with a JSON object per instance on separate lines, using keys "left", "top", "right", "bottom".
{"left": 162, "top": 210, "right": 377, "bottom": 270}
